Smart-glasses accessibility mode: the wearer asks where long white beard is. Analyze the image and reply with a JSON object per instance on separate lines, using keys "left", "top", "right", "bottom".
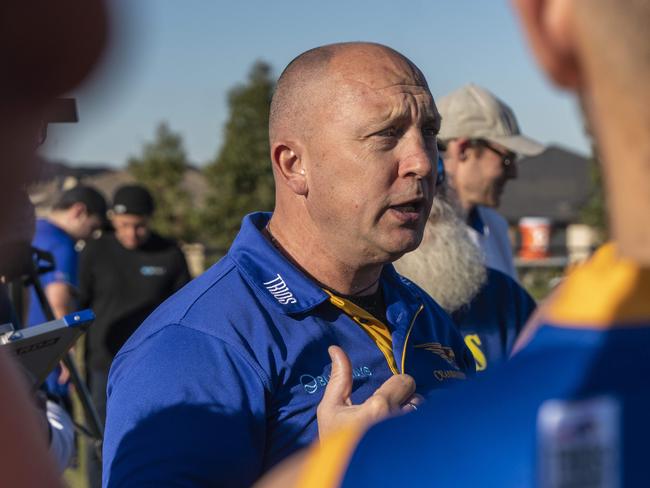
{"left": 394, "top": 191, "right": 487, "bottom": 314}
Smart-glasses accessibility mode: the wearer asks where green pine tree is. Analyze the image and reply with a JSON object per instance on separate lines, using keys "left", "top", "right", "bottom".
{"left": 128, "top": 122, "right": 198, "bottom": 242}
{"left": 201, "top": 60, "right": 275, "bottom": 253}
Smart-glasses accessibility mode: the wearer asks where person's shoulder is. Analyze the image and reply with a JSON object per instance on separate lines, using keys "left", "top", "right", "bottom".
{"left": 485, "top": 267, "right": 519, "bottom": 290}
{"left": 477, "top": 206, "right": 509, "bottom": 231}
{"left": 80, "top": 232, "right": 113, "bottom": 255}
{"left": 33, "top": 219, "right": 72, "bottom": 248}
{"left": 396, "top": 273, "right": 428, "bottom": 301}
{"left": 121, "top": 254, "right": 246, "bottom": 337}
{"left": 110, "top": 255, "right": 276, "bottom": 384}
{"left": 145, "top": 232, "right": 182, "bottom": 252}
{"left": 484, "top": 267, "right": 535, "bottom": 306}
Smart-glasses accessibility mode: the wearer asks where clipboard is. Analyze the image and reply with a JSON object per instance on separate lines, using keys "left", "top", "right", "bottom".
{"left": 0, "top": 309, "right": 94, "bottom": 389}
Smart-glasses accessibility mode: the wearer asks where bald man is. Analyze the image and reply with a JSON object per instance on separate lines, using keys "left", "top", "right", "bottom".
{"left": 256, "top": 0, "right": 650, "bottom": 486}
{"left": 102, "top": 42, "right": 474, "bottom": 487}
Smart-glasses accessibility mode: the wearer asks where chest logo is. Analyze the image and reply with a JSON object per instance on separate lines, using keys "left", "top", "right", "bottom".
{"left": 414, "top": 342, "right": 458, "bottom": 368}
{"left": 299, "top": 366, "right": 373, "bottom": 395}
{"left": 263, "top": 274, "right": 297, "bottom": 305}
{"left": 140, "top": 266, "right": 166, "bottom": 276}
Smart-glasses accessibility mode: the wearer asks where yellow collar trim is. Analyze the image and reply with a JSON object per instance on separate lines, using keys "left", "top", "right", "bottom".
{"left": 324, "top": 289, "right": 399, "bottom": 375}
{"left": 547, "top": 243, "right": 650, "bottom": 327}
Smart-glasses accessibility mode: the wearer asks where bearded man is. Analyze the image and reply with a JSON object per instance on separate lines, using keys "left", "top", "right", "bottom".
{"left": 395, "top": 182, "right": 535, "bottom": 371}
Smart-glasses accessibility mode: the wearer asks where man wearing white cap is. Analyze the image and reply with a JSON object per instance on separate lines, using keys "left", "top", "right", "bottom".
{"left": 437, "top": 84, "right": 544, "bottom": 279}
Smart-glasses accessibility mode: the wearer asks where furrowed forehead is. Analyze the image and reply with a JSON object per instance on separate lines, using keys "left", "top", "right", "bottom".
{"left": 328, "top": 46, "right": 429, "bottom": 91}
{"left": 269, "top": 43, "right": 432, "bottom": 140}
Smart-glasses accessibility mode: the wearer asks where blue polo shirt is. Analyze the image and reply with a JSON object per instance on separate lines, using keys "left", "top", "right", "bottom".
{"left": 454, "top": 268, "right": 536, "bottom": 371}
{"left": 298, "top": 243, "right": 650, "bottom": 488}
{"left": 27, "top": 219, "right": 79, "bottom": 326}
{"left": 102, "top": 212, "right": 474, "bottom": 487}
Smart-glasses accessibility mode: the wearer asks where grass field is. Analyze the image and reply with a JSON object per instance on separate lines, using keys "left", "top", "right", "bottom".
{"left": 62, "top": 345, "right": 93, "bottom": 488}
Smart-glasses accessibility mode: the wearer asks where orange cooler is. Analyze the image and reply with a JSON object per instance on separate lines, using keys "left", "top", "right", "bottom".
{"left": 519, "top": 217, "right": 551, "bottom": 259}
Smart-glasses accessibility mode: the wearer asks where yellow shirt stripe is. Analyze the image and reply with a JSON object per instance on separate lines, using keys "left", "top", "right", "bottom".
{"left": 324, "top": 290, "right": 399, "bottom": 375}
{"left": 296, "top": 424, "right": 366, "bottom": 488}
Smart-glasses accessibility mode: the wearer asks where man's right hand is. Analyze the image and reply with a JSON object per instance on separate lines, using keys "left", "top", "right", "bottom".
{"left": 317, "top": 345, "right": 417, "bottom": 439}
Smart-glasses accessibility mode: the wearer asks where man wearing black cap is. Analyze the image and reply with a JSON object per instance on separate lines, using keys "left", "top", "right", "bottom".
{"left": 27, "top": 185, "right": 107, "bottom": 329}
{"left": 78, "top": 184, "right": 190, "bottom": 488}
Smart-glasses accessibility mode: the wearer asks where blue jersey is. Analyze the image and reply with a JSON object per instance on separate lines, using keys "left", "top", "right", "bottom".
{"left": 27, "top": 219, "right": 78, "bottom": 396}
{"left": 102, "top": 212, "right": 474, "bottom": 487}
{"left": 298, "top": 243, "right": 650, "bottom": 488}
{"left": 454, "top": 267, "right": 536, "bottom": 371}
{"left": 27, "top": 219, "right": 79, "bottom": 326}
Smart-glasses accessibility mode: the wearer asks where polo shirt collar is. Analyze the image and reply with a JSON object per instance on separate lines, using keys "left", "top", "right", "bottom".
{"left": 228, "top": 212, "right": 328, "bottom": 315}
{"left": 229, "top": 212, "right": 424, "bottom": 318}
{"left": 467, "top": 207, "right": 487, "bottom": 236}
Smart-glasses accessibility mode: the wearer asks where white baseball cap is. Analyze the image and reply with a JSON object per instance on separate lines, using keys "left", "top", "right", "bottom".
{"left": 437, "top": 84, "right": 545, "bottom": 156}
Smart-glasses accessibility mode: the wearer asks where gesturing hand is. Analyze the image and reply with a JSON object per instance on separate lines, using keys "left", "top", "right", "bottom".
{"left": 317, "top": 345, "right": 417, "bottom": 439}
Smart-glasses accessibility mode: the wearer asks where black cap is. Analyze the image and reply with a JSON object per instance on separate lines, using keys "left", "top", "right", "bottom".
{"left": 112, "top": 185, "right": 155, "bottom": 216}
{"left": 53, "top": 185, "right": 107, "bottom": 217}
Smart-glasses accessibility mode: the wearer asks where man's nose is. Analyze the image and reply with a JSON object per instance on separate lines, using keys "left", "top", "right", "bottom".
{"left": 398, "top": 133, "right": 436, "bottom": 179}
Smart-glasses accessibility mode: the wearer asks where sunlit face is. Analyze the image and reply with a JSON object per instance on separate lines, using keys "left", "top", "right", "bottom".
{"left": 303, "top": 53, "right": 440, "bottom": 265}
{"left": 111, "top": 214, "right": 150, "bottom": 250}
{"left": 459, "top": 142, "right": 517, "bottom": 208}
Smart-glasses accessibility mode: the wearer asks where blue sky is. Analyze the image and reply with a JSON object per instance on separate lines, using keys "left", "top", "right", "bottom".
{"left": 43, "top": 0, "right": 591, "bottom": 167}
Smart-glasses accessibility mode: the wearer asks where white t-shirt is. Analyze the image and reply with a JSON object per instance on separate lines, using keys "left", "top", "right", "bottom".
{"left": 466, "top": 206, "right": 518, "bottom": 281}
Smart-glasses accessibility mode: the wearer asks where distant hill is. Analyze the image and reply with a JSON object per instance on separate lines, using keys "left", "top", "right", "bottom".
{"left": 500, "top": 145, "right": 591, "bottom": 225}
{"left": 30, "top": 159, "right": 208, "bottom": 211}
{"left": 34, "top": 157, "right": 113, "bottom": 182}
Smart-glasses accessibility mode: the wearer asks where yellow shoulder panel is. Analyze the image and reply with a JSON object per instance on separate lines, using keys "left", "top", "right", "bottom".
{"left": 547, "top": 243, "right": 650, "bottom": 327}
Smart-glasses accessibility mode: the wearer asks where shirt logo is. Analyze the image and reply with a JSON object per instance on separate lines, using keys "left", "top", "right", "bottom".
{"left": 140, "top": 266, "right": 167, "bottom": 276}
{"left": 433, "top": 369, "right": 467, "bottom": 382}
{"left": 263, "top": 274, "right": 297, "bottom": 305}
{"left": 414, "top": 342, "right": 458, "bottom": 368}
{"left": 299, "top": 366, "right": 373, "bottom": 395}
{"left": 464, "top": 334, "right": 487, "bottom": 372}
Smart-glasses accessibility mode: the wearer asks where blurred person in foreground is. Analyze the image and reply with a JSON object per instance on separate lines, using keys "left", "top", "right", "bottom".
{"left": 438, "top": 84, "right": 544, "bottom": 280}
{"left": 79, "top": 184, "right": 190, "bottom": 487}
{"left": 395, "top": 181, "right": 536, "bottom": 371}
{"left": 102, "top": 42, "right": 474, "bottom": 487}
{"left": 0, "top": 0, "right": 108, "bottom": 484}
{"left": 258, "top": 0, "right": 650, "bottom": 486}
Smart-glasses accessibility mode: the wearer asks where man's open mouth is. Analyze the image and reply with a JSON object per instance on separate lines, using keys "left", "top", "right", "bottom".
{"left": 388, "top": 199, "right": 425, "bottom": 223}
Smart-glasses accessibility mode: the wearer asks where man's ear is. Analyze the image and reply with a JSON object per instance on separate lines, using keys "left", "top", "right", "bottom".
{"left": 271, "top": 141, "right": 308, "bottom": 196}
{"left": 512, "top": 0, "right": 580, "bottom": 89}
{"left": 69, "top": 201, "right": 87, "bottom": 219}
{"left": 455, "top": 138, "right": 471, "bottom": 162}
